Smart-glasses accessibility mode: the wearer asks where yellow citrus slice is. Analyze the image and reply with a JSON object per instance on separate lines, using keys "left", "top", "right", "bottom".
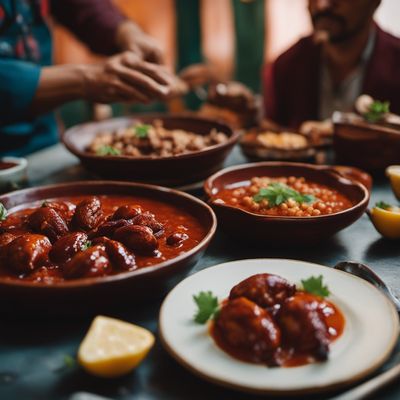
{"left": 370, "top": 206, "right": 400, "bottom": 239}
{"left": 386, "top": 165, "right": 400, "bottom": 200}
{"left": 78, "top": 315, "right": 155, "bottom": 378}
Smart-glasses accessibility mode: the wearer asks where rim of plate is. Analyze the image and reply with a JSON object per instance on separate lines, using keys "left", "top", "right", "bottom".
{"left": 159, "top": 258, "right": 399, "bottom": 396}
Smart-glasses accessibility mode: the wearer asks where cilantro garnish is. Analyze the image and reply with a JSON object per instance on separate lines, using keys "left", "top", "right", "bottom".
{"left": 363, "top": 100, "right": 390, "bottom": 123}
{"left": 253, "top": 182, "right": 316, "bottom": 207}
{"left": 301, "top": 275, "right": 330, "bottom": 298}
{"left": 193, "top": 291, "right": 220, "bottom": 324}
{"left": 0, "top": 203, "right": 7, "bottom": 221}
{"left": 96, "top": 145, "right": 121, "bottom": 156}
{"left": 375, "top": 201, "right": 392, "bottom": 211}
{"left": 80, "top": 240, "right": 92, "bottom": 251}
{"left": 133, "top": 124, "right": 151, "bottom": 139}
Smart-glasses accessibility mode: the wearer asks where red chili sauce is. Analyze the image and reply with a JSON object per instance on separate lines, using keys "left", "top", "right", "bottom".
{"left": 213, "top": 176, "right": 353, "bottom": 217}
{"left": 0, "top": 162, "right": 18, "bottom": 170}
{"left": 209, "top": 274, "right": 345, "bottom": 368}
{"left": 0, "top": 195, "right": 206, "bottom": 283}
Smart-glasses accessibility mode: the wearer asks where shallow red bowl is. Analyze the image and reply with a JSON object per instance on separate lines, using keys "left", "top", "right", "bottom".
{"left": 204, "top": 162, "right": 369, "bottom": 245}
{"left": 0, "top": 181, "right": 216, "bottom": 316}
{"left": 62, "top": 114, "right": 240, "bottom": 186}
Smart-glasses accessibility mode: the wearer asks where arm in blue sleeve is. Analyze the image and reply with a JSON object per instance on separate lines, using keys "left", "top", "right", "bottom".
{"left": 0, "top": 59, "right": 41, "bottom": 124}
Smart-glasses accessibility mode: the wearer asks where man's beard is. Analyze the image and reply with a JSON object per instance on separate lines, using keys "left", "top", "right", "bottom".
{"left": 312, "top": 11, "right": 366, "bottom": 44}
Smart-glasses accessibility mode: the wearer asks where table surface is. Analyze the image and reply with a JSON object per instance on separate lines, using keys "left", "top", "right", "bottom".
{"left": 1, "top": 144, "right": 399, "bottom": 400}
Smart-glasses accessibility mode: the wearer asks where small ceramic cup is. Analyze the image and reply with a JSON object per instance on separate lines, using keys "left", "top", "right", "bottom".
{"left": 0, "top": 157, "right": 28, "bottom": 192}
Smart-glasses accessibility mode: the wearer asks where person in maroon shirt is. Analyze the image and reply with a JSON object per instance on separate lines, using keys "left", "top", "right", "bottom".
{"left": 263, "top": 0, "right": 400, "bottom": 129}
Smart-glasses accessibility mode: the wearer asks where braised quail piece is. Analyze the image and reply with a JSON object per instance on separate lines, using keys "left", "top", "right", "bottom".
{"left": 93, "top": 236, "right": 136, "bottom": 271}
{"left": 72, "top": 197, "right": 104, "bottom": 231}
{"left": 111, "top": 205, "right": 142, "bottom": 221}
{"left": 50, "top": 232, "right": 89, "bottom": 264}
{"left": 88, "top": 219, "right": 132, "bottom": 239}
{"left": 215, "top": 297, "right": 281, "bottom": 365}
{"left": 41, "top": 201, "right": 76, "bottom": 222}
{"left": 277, "top": 293, "right": 330, "bottom": 361}
{"left": 166, "top": 232, "right": 189, "bottom": 247}
{"left": 132, "top": 212, "right": 164, "bottom": 237}
{"left": 28, "top": 207, "right": 69, "bottom": 243}
{"left": 229, "top": 273, "right": 296, "bottom": 308}
{"left": 7, "top": 234, "right": 51, "bottom": 274}
{"left": 114, "top": 225, "right": 158, "bottom": 255}
{"left": 63, "top": 245, "right": 111, "bottom": 279}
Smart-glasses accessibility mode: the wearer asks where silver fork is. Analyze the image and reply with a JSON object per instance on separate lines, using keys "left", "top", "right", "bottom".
{"left": 329, "top": 261, "right": 400, "bottom": 400}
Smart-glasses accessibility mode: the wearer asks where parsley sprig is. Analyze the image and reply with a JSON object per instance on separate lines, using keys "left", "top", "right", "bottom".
{"left": 363, "top": 100, "right": 390, "bottom": 123}
{"left": 375, "top": 201, "right": 392, "bottom": 211}
{"left": 253, "top": 182, "right": 316, "bottom": 207}
{"left": 0, "top": 203, "right": 7, "bottom": 221}
{"left": 133, "top": 124, "right": 151, "bottom": 139}
{"left": 96, "top": 145, "right": 121, "bottom": 156}
{"left": 193, "top": 291, "right": 220, "bottom": 324}
{"left": 80, "top": 240, "right": 92, "bottom": 251}
{"left": 301, "top": 275, "right": 330, "bottom": 297}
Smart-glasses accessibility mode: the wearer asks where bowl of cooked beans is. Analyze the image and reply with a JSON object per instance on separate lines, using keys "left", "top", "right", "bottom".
{"left": 204, "top": 162, "right": 369, "bottom": 245}
{"left": 62, "top": 114, "right": 240, "bottom": 186}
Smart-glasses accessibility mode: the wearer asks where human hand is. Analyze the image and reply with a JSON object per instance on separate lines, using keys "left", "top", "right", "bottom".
{"left": 179, "top": 63, "right": 220, "bottom": 89}
{"left": 82, "top": 51, "right": 175, "bottom": 104}
{"left": 116, "top": 21, "right": 164, "bottom": 64}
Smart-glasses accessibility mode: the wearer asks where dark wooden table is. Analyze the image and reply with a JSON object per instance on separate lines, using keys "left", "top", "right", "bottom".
{"left": 0, "top": 145, "right": 399, "bottom": 400}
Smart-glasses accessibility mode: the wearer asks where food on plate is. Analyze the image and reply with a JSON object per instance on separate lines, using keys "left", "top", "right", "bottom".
{"left": 369, "top": 201, "right": 400, "bottom": 239}
{"left": 0, "top": 161, "right": 18, "bottom": 170}
{"left": 86, "top": 119, "right": 228, "bottom": 158}
{"left": 78, "top": 315, "right": 155, "bottom": 378}
{"left": 212, "top": 176, "right": 353, "bottom": 216}
{"left": 0, "top": 195, "right": 206, "bottom": 283}
{"left": 192, "top": 273, "right": 344, "bottom": 367}
{"left": 255, "top": 131, "right": 308, "bottom": 150}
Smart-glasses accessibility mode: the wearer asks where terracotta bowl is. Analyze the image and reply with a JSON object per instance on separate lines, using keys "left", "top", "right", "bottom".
{"left": 204, "top": 162, "right": 369, "bottom": 245}
{"left": 333, "top": 111, "right": 400, "bottom": 172}
{"left": 62, "top": 114, "right": 239, "bottom": 186}
{"left": 0, "top": 181, "right": 216, "bottom": 316}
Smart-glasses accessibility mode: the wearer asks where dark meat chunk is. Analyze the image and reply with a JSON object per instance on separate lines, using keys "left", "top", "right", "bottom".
{"left": 277, "top": 293, "right": 330, "bottom": 361}
{"left": 28, "top": 207, "right": 69, "bottom": 243}
{"left": 27, "top": 266, "right": 57, "bottom": 283}
{"left": 42, "top": 201, "right": 76, "bottom": 222}
{"left": 166, "top": 232, "right": 189, "bottom": 247}
{"left": 229, "top": 273, "right": 296, "bottom": 308}
{"left": 72, "top": 197, "right": 104, "bottom": 231}
{"left": 93, "top": 236, "right": 136, "bottom": 271}
{"left": 215, "top": 297, "right": 281, "bottom": 365}
{"left": 7, "top": 234, "right": 51, "bottom": 274}
{"left": 63, "top": 245, "right": 111, "bottom": 279}
{"left": 0, "top": 232, "right": 18, "bottom": 259}
{"left": 114, "top": 225, "right": 158, "bottom": 255}
{"left": 131, "top": 212, "right": 164, "bottom": 237}
{"left": 50, "top": 232, "right": 89, "bottom": 264}
{"left": 111, "top": 205, "right": 142, "bottom": 221}
{"left": 88, "top": 219, "right": 132, "bottom": 239}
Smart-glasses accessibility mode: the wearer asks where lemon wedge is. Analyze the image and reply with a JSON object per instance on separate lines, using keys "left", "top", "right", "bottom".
{"left": 370, "top": 206, "right": 400, "bottom": 239}
{"left": 78, "top": 316, "right": 155, "bottom": 378}
{"left": 386, "top": 165, "right": 400, "bottom": 200}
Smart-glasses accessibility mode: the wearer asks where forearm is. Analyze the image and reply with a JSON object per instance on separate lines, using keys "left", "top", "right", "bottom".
{"left": 29, "top": 64, "right": 86, "bottom": 116}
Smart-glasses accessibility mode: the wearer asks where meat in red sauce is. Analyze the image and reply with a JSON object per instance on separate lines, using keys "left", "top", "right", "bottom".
{"left": 210, "top": 274, "right": 345, "bottom": 367}
{"left": 0, "top": 195, "right": 206, "bottom": 282}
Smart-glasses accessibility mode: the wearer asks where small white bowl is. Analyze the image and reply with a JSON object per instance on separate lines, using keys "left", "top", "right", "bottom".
{"left": 0, "top": 157, "right": 28, "bottom": 192}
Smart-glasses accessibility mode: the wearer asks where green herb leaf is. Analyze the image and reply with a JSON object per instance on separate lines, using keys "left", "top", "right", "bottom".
{"left": 363, "top": 100, "right": 390, "bottom": 123}
{"left": 133, "top": 124, "right": 151, "bottom": 139}
{"left": 301, "top": 275, "right": 330, "bottom": 297}
{"left": 96, "top": 145, "right": 121, "bottom": 156}
{"left": 0, "top": 203, "right": 7, "bottom": 221}
{"left": 80, "top": 240, "right": 92, "bottom": 251}
{"left": 375, "top": 201, "right": 392, "bottom": 210}
{"left": 253, "top": 182, "right": 316, "bottom": 207}
{"left": 193, "top": 291, "right": 220, "bottom": 324}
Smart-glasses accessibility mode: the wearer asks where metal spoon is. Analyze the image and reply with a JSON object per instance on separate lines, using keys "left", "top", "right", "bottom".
{"left": 334, "top": 261, "right": 400, "bottom": 312}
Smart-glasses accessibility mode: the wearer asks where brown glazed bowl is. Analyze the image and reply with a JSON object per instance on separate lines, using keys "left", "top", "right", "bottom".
{"left": 204, "top": 162, "right": 369, "bottom": 245}
{"left": 333, "top": 111, "right": 400, "bottom": 173}
{"left": 62, "top": 114, "right": 239, "bottom": 186}
{"left": 0, "top": 181, "right": 216, "bottom": 316}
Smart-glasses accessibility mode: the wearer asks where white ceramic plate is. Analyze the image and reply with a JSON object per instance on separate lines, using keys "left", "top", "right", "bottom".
{"left": 159, "top": 259, "right": 399, "bottom": 396}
